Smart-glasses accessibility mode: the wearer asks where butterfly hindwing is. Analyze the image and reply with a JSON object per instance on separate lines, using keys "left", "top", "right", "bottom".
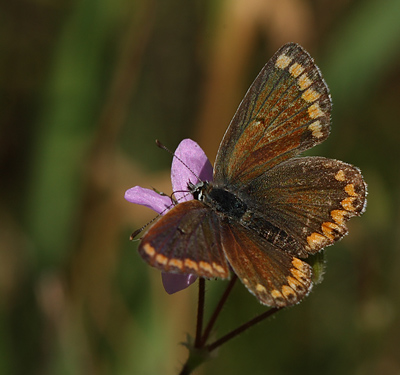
{"left": 238, "top": 156, "right": 367, "bottom": 257}
{"left": 138, "top": 200, "right": 230, "bottom": 278}
{"left": 220, "top": 220, "right": 312, "bottom": 307}
{"left": 214, "top": 43, "right": 331, "bottom": 189}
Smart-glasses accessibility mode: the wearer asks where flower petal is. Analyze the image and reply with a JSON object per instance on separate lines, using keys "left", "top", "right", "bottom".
{"left": 124, "top": 186, "right": 173, "bottom": 214}
{"left": 171, "top": 139, "right": 213, "bottom": 202}
{"left": 161, "top": 272, "right": 198, "bottom": 294}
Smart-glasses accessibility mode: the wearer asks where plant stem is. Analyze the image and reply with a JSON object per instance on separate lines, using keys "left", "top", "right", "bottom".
{"left": 178, "top": 364, "right": 190, "bottom": 375}
{"left": 200, "top": 275, "right": 237, "bottom": 346}
{"left": 194, "top": 278, "right": 206, "bottom": 348}
{"left": 206, "top": 307, "right": 282, "bottom": 352}
{"left": 179, "top": 279, "right": 284, "bottom": 374}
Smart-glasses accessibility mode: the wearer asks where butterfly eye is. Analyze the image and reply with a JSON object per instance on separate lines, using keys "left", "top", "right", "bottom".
{"left": 188, "top": 181, "right": 207, "bottom": 201}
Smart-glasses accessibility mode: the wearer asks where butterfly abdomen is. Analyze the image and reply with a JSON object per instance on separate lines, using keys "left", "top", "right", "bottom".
{"left": 201, "top": 186, "right": 304, "bottom": 257}
{"left": 242, "top": 213, "right": 304, "bottom": 255}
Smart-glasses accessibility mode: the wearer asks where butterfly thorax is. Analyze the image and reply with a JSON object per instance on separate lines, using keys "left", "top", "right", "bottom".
{"left": 189, "top": 181, "right": 247, "bottom": 219}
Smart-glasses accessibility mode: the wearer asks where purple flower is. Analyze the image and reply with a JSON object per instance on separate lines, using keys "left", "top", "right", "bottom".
{"left": 125, "top": 139, "right": 213, "bottom": 294}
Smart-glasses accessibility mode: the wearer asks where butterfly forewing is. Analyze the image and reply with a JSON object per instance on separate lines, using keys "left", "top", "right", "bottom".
{"left": 138, "top": 200, "right": 230, "bottom": 278}
{"left": 214, "top": 43, "right": 331, "bottom": 189}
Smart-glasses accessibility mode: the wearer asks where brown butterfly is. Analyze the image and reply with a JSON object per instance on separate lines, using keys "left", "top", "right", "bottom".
{"left": 136, "top": 43, "right": 367, "bottom": 307}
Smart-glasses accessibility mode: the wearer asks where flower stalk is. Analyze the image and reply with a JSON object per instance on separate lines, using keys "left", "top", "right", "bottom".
{"left": 179, "top": 277, "right": 282, "bottom": 375}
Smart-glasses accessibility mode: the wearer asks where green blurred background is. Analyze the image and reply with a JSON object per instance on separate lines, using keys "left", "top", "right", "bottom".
{"left": 1, "top": 0, "right": 400, "bottom": 374}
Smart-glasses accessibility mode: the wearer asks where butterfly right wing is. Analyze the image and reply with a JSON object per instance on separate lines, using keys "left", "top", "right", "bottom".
{"left": 138, "top": 200, "right": 230, "bottom": 279}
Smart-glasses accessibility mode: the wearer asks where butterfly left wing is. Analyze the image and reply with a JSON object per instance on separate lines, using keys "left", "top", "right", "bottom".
{"left": 138, "top": 200, "right": 230, "bottom": 279}
{"left": 220, "top": 219, "right": 312, "bottom": 307}
{"left": 214, "top": 43, "right": 331, "bottom": 189}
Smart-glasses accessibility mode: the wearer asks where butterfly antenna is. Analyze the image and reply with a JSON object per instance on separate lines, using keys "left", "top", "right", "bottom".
{"left": 130, "top": 212, "right": 164, "bottom": 240}
{"left": 130, "top": 218, "right": 156, "bottom": 240}
{"left": 131, "top": 139, "right": 201, "bottom": 241}
{"left": 156, "top": 139, "right": 200, "bottom": 181}
{"left": 130, "top": 192, "right": 177, "bottom": 240}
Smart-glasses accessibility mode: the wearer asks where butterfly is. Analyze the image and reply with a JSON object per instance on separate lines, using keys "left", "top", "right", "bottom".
{"left": 137, "top": 43, "right": 367, "bottom": 307}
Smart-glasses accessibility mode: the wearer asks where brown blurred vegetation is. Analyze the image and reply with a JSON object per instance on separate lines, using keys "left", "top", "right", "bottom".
{"left": 1, "top": 0, "right": 400, "bottom": 374}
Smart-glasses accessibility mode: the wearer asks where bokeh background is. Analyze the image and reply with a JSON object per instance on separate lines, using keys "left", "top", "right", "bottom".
{"left": 2, "top": 0, "right": 400, "bottom": 374}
